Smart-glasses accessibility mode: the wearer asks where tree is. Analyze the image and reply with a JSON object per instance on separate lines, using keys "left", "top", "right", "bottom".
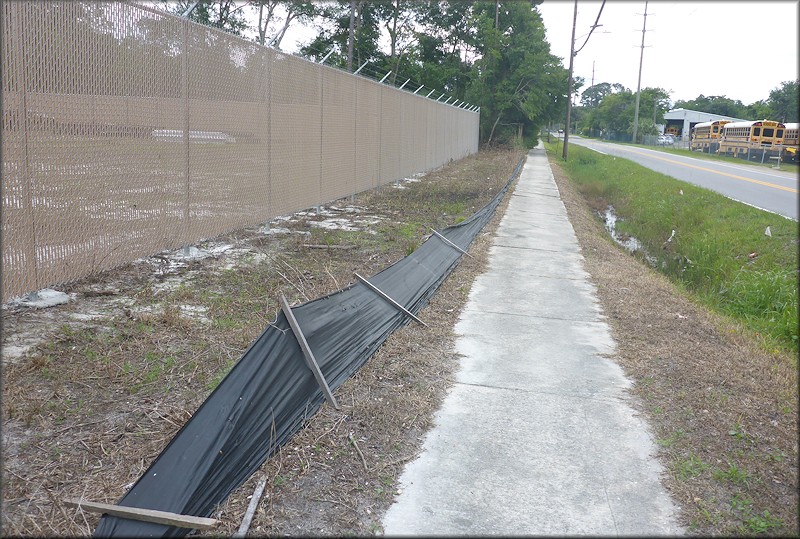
{"left": 767, "top": 80, "right": 799, "bottom": 123}
{"left": 743, "top": 100, "right": 772, "bottom": 121}
{"left": 579, "top": 82, "right": 631, "bottom": 137}
{"left": 673, "top": 94, "right": 747, "bottom": 119}
{"left": 299, "top": 1, "right": 384, "bottom": 71}
{"left": 158, "top": 0, "right": 249, "bottom": 36}
{"left": 465, "top": 1, "right": 567, "bottom": 145}
{"left": 251, "top": 1, "right": 316, "bottom": 48}
{"left": 590, "top": 86, "right": 669, "bottom": 141}
{"left": 580, "top": 82, "right": 614, "bottom": 108}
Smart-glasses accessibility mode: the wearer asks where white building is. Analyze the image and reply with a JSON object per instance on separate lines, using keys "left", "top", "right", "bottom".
{"left": 664, "top": 108, "right": 747, "bottom": 140}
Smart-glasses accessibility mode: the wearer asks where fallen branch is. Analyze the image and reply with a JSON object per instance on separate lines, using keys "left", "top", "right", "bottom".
{"left": 302, "top": 244, "right": 356, "bottom": 250}
{"left": 348, "top": 432, "right": 368, "bottom": 472}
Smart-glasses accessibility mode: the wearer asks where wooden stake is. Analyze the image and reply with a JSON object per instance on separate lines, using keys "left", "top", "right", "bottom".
{"left": 353, "top": 273, "right": 428, "bottom": 327}
{"left": 279, "top": 293, "right": 339, "bottom": 410}
{"left": 430, "top": 228, "right": 473, "bottom": 258}
{"left": 233, "top": 478, "right": 267, "bottom": 538}
{"left": 63, "top": 499, "right": 219, "bottom": 530}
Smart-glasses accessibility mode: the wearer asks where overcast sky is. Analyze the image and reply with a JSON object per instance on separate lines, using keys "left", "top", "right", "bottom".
{"left": 260, "top": 1, "right": 798, "bottom": 106}
{"left": 537, "top": 1, "right": 799, "bottom": 106}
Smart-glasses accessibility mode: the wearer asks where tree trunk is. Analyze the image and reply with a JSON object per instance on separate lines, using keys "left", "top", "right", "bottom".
{"left": 257, "top": 4, "right": 265, "bottom": 45}
{"left": 347, "top": 0, "right": 356, "bottom": 72}
{"left": 487, "top": 113, "right": 502, "bottom": 145}
{"left": 387, "top": 0, "right": 399, "bottom": 82}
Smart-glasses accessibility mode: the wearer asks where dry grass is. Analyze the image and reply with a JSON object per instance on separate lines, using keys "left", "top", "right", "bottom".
{"left": 548, "top": 155, "right": 798, "bottom": 536}
{"left": 1, "top": 148, "right": 523, "bottom": 536}
{"left": 4, "top": 144, "right": 794, "bottom": 537}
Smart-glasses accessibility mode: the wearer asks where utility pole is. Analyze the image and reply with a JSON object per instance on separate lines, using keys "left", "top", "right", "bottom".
{"left": 631, "top": 0, "right": 648, "bottom": 145}
{"left": 562, "top": 0, "right": 606, "bottom": 159}
{"left": 562, "top": 0, "right": 578, "bottom": 161}
{"left": 591, "top": 60, "right": 595, "bottom": 89}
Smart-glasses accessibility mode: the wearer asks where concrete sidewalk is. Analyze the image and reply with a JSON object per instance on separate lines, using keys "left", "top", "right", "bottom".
{"left": 381, "top": 146, "right": 683, "bottom": 536}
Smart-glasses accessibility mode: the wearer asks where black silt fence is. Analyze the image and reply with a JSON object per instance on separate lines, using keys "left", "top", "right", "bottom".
{"left": 95, "top": 156, "right": 526, "bottom": 537}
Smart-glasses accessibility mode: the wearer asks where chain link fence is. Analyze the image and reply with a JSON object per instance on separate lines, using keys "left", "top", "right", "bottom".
{"left": 1, "top": 1, "right": 479, "bottom": 301}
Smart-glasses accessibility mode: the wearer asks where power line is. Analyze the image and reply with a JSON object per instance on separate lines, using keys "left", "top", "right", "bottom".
{"left": 574, "top": 0, "right": 606, "bottom": 56}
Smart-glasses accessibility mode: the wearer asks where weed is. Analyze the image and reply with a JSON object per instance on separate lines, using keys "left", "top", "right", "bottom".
{"left": 677, "top": 453, "right": 708, "bottom": 479}
{"left": 713, "top": 461, "right": 750, "bottom": 486}
{"left": 694, "top": 499, "right": 722, "bottom": 526}
{"left": 766, "top": 449, "right": 786, "bottom": 462}
{"left": 728, "top": 418, "right": 749, "bottom": 441}
{"left": 730, "top": 494, "right": 753, "bottom": 513}
{"left": 656, "top": 428, "right": 686, "bottom": 448}
{"left": 742, "top": 510, "right": 783, "bottom": 534}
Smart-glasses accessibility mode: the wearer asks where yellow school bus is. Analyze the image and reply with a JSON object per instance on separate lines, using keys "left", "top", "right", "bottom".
{"left": 690, "top": 120, "right": 729, "bottom": 153}
{"left": 781, "top": 122, "right": 798, "bottom": 163}
{"left": 719, "top": 120, "right": 785, "bottom": 159}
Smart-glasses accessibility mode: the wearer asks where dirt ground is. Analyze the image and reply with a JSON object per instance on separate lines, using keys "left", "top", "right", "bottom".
{"left": 1, "top": 147, "right": 797, "bottom": 537}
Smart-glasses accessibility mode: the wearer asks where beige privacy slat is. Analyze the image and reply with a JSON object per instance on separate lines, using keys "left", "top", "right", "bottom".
{"left": 0, "top": 0, "right": 479, "bottom": 302}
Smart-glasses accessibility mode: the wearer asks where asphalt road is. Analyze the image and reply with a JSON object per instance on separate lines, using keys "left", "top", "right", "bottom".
{"left": 562, "top": 136, "right": 799, "bottom": 221}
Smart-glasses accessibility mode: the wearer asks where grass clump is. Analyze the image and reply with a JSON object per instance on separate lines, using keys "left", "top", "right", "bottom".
{"left": 547, "top": 143, "right": 798, "bottom": 355}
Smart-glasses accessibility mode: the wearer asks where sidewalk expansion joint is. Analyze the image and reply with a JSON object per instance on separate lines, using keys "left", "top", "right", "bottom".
{"left": 512, "top": 192, "right": 561, "bottom": 199}
{"left": 454, "top": 381, "right": 629, "bottom": 404}
{"left": 502, "top": 208, "right": 568, "bottom": 218}
{"left": 460, "top": 308, "right": 601, "bottom": 323}
{"left": 490, "top": 243, "right": 567, "bottom": 253}
{"left": 475, "top": 269, "right": 588, "bottom": 281}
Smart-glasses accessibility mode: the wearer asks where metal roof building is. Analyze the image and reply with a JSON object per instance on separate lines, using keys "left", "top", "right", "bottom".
{"left": 664, "top": 108, "right": 748, "bottom": 140}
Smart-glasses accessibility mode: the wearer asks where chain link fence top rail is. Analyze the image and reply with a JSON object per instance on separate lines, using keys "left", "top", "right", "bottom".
{"left": 1, "top": 1, "right": 479, "bottom": 302}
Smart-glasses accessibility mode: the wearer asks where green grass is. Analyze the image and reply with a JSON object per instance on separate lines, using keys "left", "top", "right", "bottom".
{"left": 547, "top": 142, "right": 798, "bottom": 355}
{"left": 660, "top": 146, "right": 799, "bottom": 174}
{"left": 713, "top": 461, "right": 751, "bottom": 486}
{"left": 677, "top": 453, "right": 709, "bottom": 479}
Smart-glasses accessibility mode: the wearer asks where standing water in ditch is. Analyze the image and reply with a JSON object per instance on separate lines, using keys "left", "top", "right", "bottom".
{"left": 601, "top": 206, "right": 658, "bottom": 267}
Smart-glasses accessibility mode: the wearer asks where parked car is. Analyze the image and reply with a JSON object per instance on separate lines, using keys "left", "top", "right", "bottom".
{"left": 657, "top": 135, "right": 673, "bottom": 145}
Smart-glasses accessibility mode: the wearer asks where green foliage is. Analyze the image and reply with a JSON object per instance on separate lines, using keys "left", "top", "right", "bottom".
{"left": 583, "top": 86, "right": 670, "bottom": 142}
{"left": 742, "top": 511, "right": 784, "bottom": 534}
{"left": 677, "top": 453, "right": 709, "bottom": 479}
{"left": 159, "top": 0, "right": 249, "bottom": 36}
{"left": 554, "top": 144, "right": 799, "bottom": 354}
{"left": 713, "top": 461, "right": 751, "bottom": 486}
{"left": 768, "top": 80, "right": 799, "bottom": 122}
{"left": 674, "top": 94, "right": 749, "bottom": 119}
{"left": 674, "top": 81, "right": 798, "bottom": 122}
{"left": 466, "top": 2, "right": 567, "bottom": 145}
{"left": 148, "top": 1, "right": 796, "bottom": 148}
